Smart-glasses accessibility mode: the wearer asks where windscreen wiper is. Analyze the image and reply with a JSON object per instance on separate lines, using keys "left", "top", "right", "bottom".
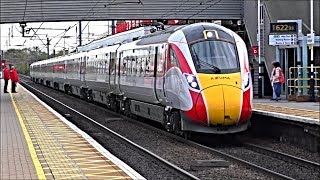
{"left": 191, "top": 48, "right": 221, "bottom": 73}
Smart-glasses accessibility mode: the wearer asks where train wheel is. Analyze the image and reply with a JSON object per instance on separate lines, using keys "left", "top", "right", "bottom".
{"left": 87, "top": 90, "right": 93, "bottom": 102}
{"left": 169, "top": 111, "right": 181, "bottom": 135}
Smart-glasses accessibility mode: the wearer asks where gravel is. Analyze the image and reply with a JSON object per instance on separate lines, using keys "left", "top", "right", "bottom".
{"left": 23, "top": 80, "right": 272, "bottom": 179}
{"left": 245, "top": 137, "right": 320, "bottom": 164}
{"left": 215, "top": 145, "right": 319, "bottom": 179}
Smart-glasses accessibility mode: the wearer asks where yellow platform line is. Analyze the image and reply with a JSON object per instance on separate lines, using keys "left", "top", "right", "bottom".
{"left": 10, "top": 93, "right": 47, "bottom": 180}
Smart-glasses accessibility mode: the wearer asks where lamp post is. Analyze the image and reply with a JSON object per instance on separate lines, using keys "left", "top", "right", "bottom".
{"left": 258, "top": 0, "right": 262, "bottom": 98}
{"left": 310, "top": 0, "right": 314, "bottom": 75}
{"left": 309, "top": 0, "right": 315, "bottom": 101}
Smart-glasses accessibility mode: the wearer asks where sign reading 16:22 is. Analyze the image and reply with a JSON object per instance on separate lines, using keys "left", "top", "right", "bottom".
{"left": 270, "top": 22, "right": 297, "bottom": 33}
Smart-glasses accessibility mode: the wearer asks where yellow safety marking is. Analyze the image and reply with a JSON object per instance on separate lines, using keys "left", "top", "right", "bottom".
{"left": 85, "top": 174, "right": 130, "bottom": 178}
{"left": 81, "top": 164, "right": 118, "bottom": 168}
{"left": 10, "top": 93, "right": 47, "bottom": 180}
{"left": 254, "top": 103, "right": 319, "bottom": 119}
{"left": 11, "top": 88, "right": 136, "bottom": 180}
{"left": 78, "top": 160, "right": 113, "bottom": 164}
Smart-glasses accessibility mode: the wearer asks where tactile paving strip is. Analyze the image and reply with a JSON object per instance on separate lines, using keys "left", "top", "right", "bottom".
{"left": 254, "top": 103, "right": 320, "bottom": 120}
{"left": 12, "top": 90, "right": 132, "bottom": 179}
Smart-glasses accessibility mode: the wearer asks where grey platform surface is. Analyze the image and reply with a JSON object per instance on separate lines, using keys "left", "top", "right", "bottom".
{"left": 0, "top": 80, "right": 38, "bottom": 179}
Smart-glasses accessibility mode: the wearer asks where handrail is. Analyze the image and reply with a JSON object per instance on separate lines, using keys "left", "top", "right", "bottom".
{"left": 287, "top": 66, "right": 320, "bottom": 96}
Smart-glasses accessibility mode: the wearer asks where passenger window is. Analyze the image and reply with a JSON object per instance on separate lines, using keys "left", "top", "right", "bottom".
{"left": 170, "top": 47, "right": 180, "bottom": 68}
{"left": 132, "top": 57, "right": 136, "bottom": 76}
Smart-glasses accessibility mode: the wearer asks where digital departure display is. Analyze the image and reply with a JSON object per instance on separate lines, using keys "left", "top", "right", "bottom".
{"left": 270, "top": 22, "right": 297, "bottom": 33}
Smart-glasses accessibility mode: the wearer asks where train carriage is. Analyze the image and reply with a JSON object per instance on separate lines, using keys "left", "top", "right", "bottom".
{"left": 30, "top": 22, "right": 252, "bottom": 135}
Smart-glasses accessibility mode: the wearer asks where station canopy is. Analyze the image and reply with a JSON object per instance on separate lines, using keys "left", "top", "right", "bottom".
{"left": 0, "top": 0, "right": 243, "bottom": 24}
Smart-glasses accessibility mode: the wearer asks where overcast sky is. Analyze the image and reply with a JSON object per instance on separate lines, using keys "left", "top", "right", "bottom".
{"left": 0, "top": 21, "right": 113, "bottom": 53}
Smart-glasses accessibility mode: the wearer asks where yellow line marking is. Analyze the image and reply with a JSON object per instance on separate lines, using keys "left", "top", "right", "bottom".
{"left": 10, "top": 93, "right": 47, "bottom": 180}
{"left": 255, "top": 103, "right": 318, "bottom": 112}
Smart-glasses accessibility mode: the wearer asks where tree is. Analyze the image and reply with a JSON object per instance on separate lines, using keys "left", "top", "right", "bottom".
{"left": 3, "top": 47, "right": 48, "bottom": 75}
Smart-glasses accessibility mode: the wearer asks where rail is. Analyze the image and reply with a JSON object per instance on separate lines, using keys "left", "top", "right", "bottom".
{"left": 287, "top": 66, "right": 320, "bottom": 96}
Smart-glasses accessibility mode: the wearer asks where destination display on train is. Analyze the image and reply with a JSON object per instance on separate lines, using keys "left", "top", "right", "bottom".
{"left": 270, "top": 22, "right": 297, "bottom": 33}
{"left": 269, "top": 34, "right": 298, "bottom": 46}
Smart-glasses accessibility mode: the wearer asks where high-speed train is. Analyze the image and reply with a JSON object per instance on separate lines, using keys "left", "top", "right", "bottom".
{"left": 30, "top": 23, "right": 252, "bottom": 135}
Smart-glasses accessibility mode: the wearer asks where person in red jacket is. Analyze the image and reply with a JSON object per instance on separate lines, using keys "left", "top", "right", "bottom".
{"left": 3, "top": 65, "right": 10, "bottom": 93}
{"left": 10, "top": 66, "right": 19, "bottom": 93}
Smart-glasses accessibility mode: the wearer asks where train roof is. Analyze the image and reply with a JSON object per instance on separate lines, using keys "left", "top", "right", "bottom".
{"left": 136, "top": 25, "right": 186, "bottom": 45}
{"left": 31, "top": 51, "right": 87, "bottom": 66}
{"left": 31, "top": 23, "right": 237, "bottom": 67}
{"left": 181, "top": 23, "right": 236, "bottom": 43}
{"left": 86, "top": 44, "right": 120, "bottom": 56}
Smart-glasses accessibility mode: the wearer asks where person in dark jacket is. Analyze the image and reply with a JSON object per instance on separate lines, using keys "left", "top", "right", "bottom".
{"left": 3, "top": 65, "right": 10, "bottom": 93}
{"left": 10, "top": 66, "right": 19, "bottom": 93}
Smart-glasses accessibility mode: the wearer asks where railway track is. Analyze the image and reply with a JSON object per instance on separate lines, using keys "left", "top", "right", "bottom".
{"left": 243, "top": 143, "right": 320, "bottom": 171}
{"left": 19, "top": 77, "right": 318, "bottom": 179}
{"left": 213, "top": 142, "right": 319, "bottom": 179}
{"left": 20, "top": 79, "right": 199, "bottom": 180}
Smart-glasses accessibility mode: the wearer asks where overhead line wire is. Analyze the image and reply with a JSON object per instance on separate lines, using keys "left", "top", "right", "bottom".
{"left": 187, "top": 0, "right": 223, "bottom": 19}
{"left": 22, "top": 0, "right": 28, "bottom": 22}
{"left": 160, "top": 0, "right": 216, "bottom": 18}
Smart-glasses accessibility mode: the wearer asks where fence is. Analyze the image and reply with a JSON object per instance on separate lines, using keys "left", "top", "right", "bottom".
{"left": 287, "top": 66, "right": 320, "bottom": 97}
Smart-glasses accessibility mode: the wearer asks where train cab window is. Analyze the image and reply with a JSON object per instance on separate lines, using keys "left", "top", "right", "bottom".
{"left": 190, "top": 40, "right": 239, "bottom": 74}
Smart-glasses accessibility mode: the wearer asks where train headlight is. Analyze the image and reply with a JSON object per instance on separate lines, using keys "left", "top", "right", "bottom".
{"left": 184, "top": 74, "right": 200, "bottom": 91}
{"left": 206, "top": 31, "right": 213, "bottom": 38}
{"left": 187, "top": 75, "right": 194, "bottom": 83}
{"left": 203, "top": 30, "right": 219, "bottom": 40}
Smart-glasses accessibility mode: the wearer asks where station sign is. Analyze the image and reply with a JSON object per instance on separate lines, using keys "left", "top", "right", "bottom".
{"left": 269, "top": 34, "right": 297, "bottom": 46}
{"left": 251, "top": 46, "right": 258, "bottom": 56}
{"left": 270, "top": 22, "right": 297, "bottom": 33}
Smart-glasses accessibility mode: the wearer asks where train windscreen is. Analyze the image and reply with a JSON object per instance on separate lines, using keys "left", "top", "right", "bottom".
{"left": 190, "top": 40, "right": 239, "bottom": 74}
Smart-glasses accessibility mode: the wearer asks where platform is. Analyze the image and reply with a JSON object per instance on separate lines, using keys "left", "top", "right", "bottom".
{"left": 0, "top": 80, "right": 145, "bottom": 179}
{"left": 253, "top": 98, "right": 320, "bottom": 125}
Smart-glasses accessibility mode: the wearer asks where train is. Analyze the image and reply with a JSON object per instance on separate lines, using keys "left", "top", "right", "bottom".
{"left": 30, "top": 23, "right": 252, "bottom": 135}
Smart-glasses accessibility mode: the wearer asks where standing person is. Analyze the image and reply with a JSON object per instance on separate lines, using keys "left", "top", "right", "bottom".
{"left": 3, "top": 65, "right": 10, "bottom": 93}
{"left": 270, "top": 61, "right": 276, "bottom": 100}
{"left": 10, "top": 66, "right": 19, "bottom": 93}
{"left": 270, "top": 62, "right": 282, "bottom": 101}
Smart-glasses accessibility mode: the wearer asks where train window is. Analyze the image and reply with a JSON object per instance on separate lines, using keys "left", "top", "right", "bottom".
{"left": 132, "top": 57, "right": 137, "bottom": 76}
{"left": 170, "top": 47, "right": 180, "bottom": 68}
{"left": 136, "top": 58, "right": 141, "bottom": 76}
{"left": 104, "top": 61, "right": 108, "bottom": 74}
{"left": 190, "top": 40, "right": 239, "bottom": 73}
{"left": 127, "top": 57, "right": 132, "bottom": 75}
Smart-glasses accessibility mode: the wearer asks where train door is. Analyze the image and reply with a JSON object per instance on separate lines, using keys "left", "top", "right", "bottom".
{"left": 63, "top": 60, "right": 67, "bottom": 80}
{"left": 155, "top": 43, "right": 168, "bottom": 102}
{"left": 110, "top": 51, "right": 118, "bottom": 93}
{"left": 104, "top": 53, "right": 111, "bottom": 90}
{"left": 80, "top": 56, "right": 86, "bottom": 86}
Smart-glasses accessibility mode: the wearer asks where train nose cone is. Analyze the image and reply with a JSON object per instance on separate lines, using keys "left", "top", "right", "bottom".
{"left": 201, "top": 85, "right": 241, "bottom": 126}
{"left": 197, "top": 73, "right": 242, "bottom": 126}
